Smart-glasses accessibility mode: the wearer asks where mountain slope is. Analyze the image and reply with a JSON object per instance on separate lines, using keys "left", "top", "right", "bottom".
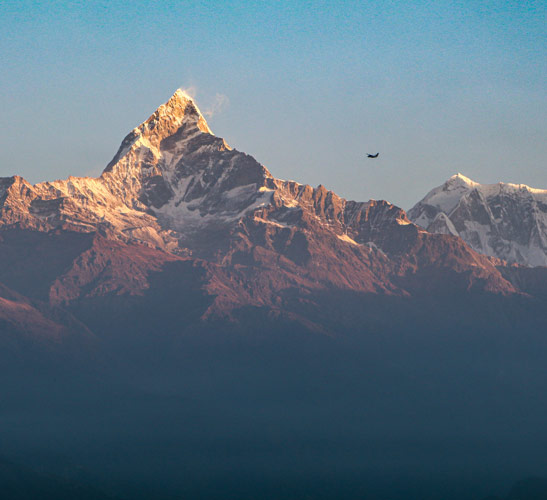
{"left": 1, "top": 91, "right": 547, "bottom": 500}
{"left": 0, "top": 91, "right": 530, "bottom": 336}
{"left": 408, "top": 173, "right": 547, "bottom": 266}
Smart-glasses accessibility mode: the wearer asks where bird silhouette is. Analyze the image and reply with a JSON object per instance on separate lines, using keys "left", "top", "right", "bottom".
{"left": 367, "top": 153, "right": 379, "bottom": 158}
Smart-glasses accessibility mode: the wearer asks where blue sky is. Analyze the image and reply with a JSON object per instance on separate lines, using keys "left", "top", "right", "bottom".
{"left": 1, "top": 0, "right": 545, "bottom": 208}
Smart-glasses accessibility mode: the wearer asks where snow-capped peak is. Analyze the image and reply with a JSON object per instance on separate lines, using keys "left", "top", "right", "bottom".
{"left": 444, "top": 173, "right": 546, "bottom": 198}
{"left": 447, "top": 173, "right": 479, "bottom": 187}
{"left": 411, "top": 173, "right": 479, "bottom": 219}
{"left": 152, "top": 88, "right": 212, "bottom": 135}
{"left": 103, "top": 89, "right": 214, "bottom": 174}
{"left": 172, "top": 88, "right": 194, "bottom": 101}
{"left": 409, "top": 174, "right": 547, "bottom": 266}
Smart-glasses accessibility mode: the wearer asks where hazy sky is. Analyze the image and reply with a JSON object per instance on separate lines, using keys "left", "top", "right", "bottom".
{"left": 1, "top": 0, "right": 545, "bottom": 208}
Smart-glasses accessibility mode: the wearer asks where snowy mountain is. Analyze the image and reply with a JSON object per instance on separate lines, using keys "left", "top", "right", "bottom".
{"left": 408, "top": 174, "right": 547, "bottom": 267}
{"left": 2, "top": 90, "right": 547, "bottom": 500}
{"left": 1, "top": 89, "right": 544, "bottom": 340}
{"left": 0, "top": 89, "right": 415, "bottom": 259}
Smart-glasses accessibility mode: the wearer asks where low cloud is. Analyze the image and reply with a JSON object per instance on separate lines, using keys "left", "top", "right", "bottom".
{"left": 204, "top": 93, "right": 230, "bottom": 118}
{"left": 179, "top": 86, "right": 197, "bottom": 99}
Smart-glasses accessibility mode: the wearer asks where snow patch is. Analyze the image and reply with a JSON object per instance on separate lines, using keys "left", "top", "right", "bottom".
{"left": 337, "top": 233, "right": 359, "bottom": 245}
{"left": 396, "top": 218, "right": 411, "bottom": 225}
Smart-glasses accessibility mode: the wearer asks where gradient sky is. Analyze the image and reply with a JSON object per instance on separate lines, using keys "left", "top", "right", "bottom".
{"left": 1, "top": 0, "right": 545, "bottom": 208}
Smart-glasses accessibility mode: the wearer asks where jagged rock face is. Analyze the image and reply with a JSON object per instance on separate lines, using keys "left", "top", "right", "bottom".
{"left": 0, "top": 90, "right": 417, "bottom": 259}
{"left": 101, "top": 90, "right": 275, "bottom": 249}
{"left": 409, "top": 174, "right": 547, "bottom": 267}
{"left": 0, "top": 90, "right": 526, "bottom": 332}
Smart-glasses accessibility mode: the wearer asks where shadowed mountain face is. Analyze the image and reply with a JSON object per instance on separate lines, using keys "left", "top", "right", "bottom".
{"left": 0, "top": 458, "right": 119, "bottom": 500}
{"left": 0, "top": 91, "right": 546, "bottom": 499}
{"left": 482, "top": 477, "right": 547, "bottom": 500}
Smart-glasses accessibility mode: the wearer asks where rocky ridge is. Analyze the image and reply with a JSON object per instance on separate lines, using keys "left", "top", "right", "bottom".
{"left": 408, "top": 173, "right": 547, "bottom": 267}
{"left": 0, "top": 90, "right": 535, "bottom": 341}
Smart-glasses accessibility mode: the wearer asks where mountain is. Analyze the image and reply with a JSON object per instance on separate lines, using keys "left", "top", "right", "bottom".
{"left": 408, "top": 173, "right": 547, "bottom": 267}
{"left": 0, "top": 91, "right": 523, "bottom": 329}
{"left": 1, "top": 90, "right": 547, "bottom": 500}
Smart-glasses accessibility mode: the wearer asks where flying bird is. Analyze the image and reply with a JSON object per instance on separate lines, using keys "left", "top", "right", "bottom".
{"left": 367, "top": 153, "right": 379, "bottom": 158}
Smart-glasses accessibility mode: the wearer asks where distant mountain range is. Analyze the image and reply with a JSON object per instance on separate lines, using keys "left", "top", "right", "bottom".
{"left": 1, "top": 89, "right": 546, "bottom": 499}
{"left": 1, "top": 89, "right": 546, "bottom": 344}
